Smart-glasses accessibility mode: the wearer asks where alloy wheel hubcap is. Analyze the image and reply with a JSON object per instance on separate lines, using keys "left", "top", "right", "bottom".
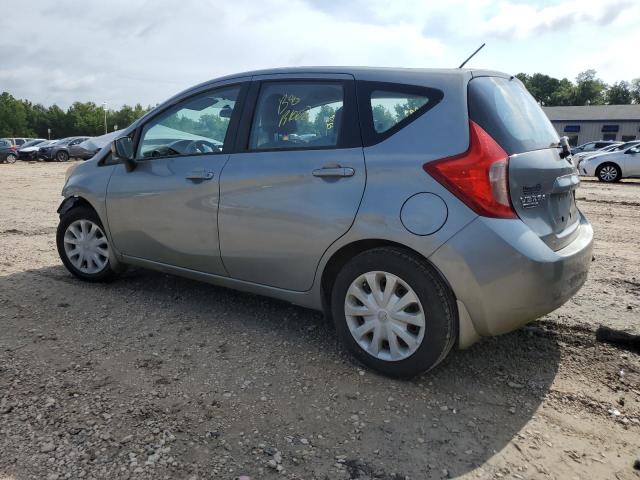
{"left": 344, "top": 271, "right": 426, "bottom": 362}
{"left": 63, "top": 219, "right": 109, "bottom": 274}
{"left": 600, "top": 166, "right": 617, "bottom": 181}
{"left": 6, "top": 154, "right": 16, "bottom": 163}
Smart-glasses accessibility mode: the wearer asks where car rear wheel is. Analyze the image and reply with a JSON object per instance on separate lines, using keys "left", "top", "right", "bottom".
{"left": 596, "top": 163, "right": 621, "bottom": 182}
{"left": 331, "top": 247, "right": 457, "bottom": 378}
{"left": 56, "top": 151, "right": 69, "bottom": 162}
{"left": 5, "top": 153, "right": 17, "bottom": 164}
{"left": 56, "top": 207, "right": 118, "bottom": 282}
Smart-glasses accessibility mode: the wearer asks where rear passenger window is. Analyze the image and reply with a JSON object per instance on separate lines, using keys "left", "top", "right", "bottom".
{"left": 249, "top": 82, "right": 344, "bottom": 150}
{"left": 370, "top": 91, "right": 429, "bottom": 133}
{"left": 357, "top": 81, "right": 444, "bottom": 147}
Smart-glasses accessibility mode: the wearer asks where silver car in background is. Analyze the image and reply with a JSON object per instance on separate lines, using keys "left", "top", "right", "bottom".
{"left": 571, "top": 142, "right": 621, "bottom": 165}
{"left": 57, "top": 67, "right": 593, "bottom": 377}
{"left": 579, "top": 142, "right": 640, "bottom": 182}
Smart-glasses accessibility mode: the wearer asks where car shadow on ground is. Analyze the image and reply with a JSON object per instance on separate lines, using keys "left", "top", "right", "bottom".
{"left": 0, "top": 265, "right": 561, "bottom": 479}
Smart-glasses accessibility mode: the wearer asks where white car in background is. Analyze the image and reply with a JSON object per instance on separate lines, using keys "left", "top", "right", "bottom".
{"left": 579, "top": 143, "right": 640, "bottom": 182}
{"left": 572, "top": 142, "right": 621, "bottom": 165}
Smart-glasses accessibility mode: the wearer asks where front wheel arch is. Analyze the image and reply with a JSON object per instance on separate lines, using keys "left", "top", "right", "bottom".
{"left": 57, "top": 196, "right": 96, "bottom": 217}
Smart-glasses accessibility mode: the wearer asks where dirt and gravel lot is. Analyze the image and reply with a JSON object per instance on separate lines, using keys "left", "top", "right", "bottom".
{"left": 0, "top": 161, "right": 639, "bottom": 480}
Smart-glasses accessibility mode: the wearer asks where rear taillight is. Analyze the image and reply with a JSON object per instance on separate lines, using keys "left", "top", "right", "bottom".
{"left": 10, "top": 145, "right": 17, "bottom": 151}
{"left": 423, "top": 121, "right": 516, "bottom": 219}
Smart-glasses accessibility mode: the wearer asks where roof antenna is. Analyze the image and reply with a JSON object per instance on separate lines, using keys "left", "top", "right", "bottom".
{"left": 458, "top": 43, "right": 486, "bottom": 69}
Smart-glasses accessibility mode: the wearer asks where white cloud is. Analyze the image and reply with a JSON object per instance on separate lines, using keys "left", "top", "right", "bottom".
{"left": 0, "top": 0, "right": 637, "bottom": 107}
{"left": 477, "top": 0, "right": 634, "bottom": 39}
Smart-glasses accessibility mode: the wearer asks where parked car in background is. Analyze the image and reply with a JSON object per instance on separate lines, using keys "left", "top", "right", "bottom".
{"left": 39, "top": 137, "right": 89, "bottom": 161}
{"left": 17, "top": 138, "right": 47, "bottom": 160}
{"left": 570, "top": 140, "right": 618, "bottom": 156}
{"left": 572, "top": 142, "right": 621, "bottom": 165}
{"left": 70, "top": 130, "right": 125, "bottom": 160}
{"left": 0, "top": 138, "right": 19, "bottom": 163}
{"left": 579, "top": 143, "right": 640, "bottom": 182}
{"left": 576, "top": 140, "right": 640, "bottom": 168}
{"left": 57, "top": 67, "right": 593, "bottom": 377}
{"left": 0, "top": 137, "right": 30, "bottom": 147}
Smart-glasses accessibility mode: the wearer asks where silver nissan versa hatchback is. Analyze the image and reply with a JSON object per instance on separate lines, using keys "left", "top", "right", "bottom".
{"left": 57, "top": 67, "right": 593, "bottom": 377}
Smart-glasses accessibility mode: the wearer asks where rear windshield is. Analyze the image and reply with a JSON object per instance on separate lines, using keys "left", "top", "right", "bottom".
{"left": 468, "top": 76, "right": 559, "bottom": 155}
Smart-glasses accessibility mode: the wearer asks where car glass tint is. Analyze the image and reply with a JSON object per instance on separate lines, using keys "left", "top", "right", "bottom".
{"left": 137, "top": 85, "right": 241, "bottom": 159}
{"left": 469, "top": 76, "right": 559, "bottom": 155}
{"left": 249, "top": 82, "right": 344, "bottom": 150}
{"left": 370, "top": 91, "right": 429, "bottom": 133}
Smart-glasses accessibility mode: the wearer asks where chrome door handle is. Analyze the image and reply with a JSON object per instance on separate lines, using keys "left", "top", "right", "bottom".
{"left": 312, "top": 166, "right": 355, "bottom": 178}
{"left": 185, "top": 169, "right": 214, "bottom": 181}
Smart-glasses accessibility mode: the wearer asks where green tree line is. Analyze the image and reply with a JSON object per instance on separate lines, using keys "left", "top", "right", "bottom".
{"left": 516, "top": 70, "right": 640, "bottom": 106}
{"left": 1, "top": 69, "right": 640, "bottom": 138}
{"left": 0, "top": 92, "right": 152, "bottom": 138}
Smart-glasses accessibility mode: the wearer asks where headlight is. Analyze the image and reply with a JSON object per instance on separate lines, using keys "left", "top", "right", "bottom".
{"left": 64, "top": 164, "right": 77, "bottom": 184}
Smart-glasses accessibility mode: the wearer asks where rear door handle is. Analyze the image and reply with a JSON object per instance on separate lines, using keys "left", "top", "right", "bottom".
{"left": 185, "top": 169, "right": 214, "bottom": 181}
{"left": 312, "top": 166, "right": 355, "bottom": 178}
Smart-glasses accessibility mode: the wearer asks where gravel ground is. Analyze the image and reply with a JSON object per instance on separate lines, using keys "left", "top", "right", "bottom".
{"left": 0, "top": 162, "right": 638, "bottom": 480}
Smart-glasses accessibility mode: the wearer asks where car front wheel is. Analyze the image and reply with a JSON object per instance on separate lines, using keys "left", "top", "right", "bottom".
{"left": 56, "top": 207, "right": 118, "bottom": 282}
{"left": 56, "top": 151, "right": 69, "bottom": 162}
{"left": 331, "top": 247, "right": 457, "bottom": 378}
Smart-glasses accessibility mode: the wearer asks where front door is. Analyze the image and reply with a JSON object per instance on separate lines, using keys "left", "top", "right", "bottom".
{"left": 623, "top": 145, "right": 640, "bottom": 176}
{"left": 218, "top": 76, "right": 365, "bottom": 291}
{"left": 106, "top": 82, "right": 246, "bottom": 275}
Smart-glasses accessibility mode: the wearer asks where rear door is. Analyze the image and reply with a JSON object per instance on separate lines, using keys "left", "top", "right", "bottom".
{"left": 469, "top": 75, "right": 580, "bottom": 250}
{"left": 218, "top": 74, "right": 365, "bottom": 291}
{"left": 106, "top": 81, "right": 248, "bottom": 275}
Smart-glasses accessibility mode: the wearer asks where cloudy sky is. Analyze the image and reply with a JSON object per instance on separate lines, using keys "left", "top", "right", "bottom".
{"left": 2, "top": 0, "right": 639, "bottom": 109}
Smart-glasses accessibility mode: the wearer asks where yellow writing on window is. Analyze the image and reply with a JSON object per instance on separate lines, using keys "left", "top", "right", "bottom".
{"left": 277, "top": 93, "right": 309, "bottom": 128}
{"left": 326, "top": 114, "right": 335, "bottom": 130}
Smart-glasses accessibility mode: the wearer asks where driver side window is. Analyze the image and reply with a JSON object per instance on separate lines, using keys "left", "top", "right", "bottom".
{"left": 137, "top": 85, "right": 241, "bottom": 159}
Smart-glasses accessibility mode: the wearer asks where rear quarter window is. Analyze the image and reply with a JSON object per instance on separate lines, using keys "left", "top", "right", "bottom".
{"left": 357, "top": 81, "right": 443, "bottom": 146}
{"left": 468, "top": 76, "right": 559, "bottom": 155}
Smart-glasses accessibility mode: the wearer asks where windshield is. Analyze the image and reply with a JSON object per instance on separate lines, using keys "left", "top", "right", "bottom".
{"left": 614, "top": 141, "right": 639, "bottom": 151}
{"left": 468, "top": 76, "right": 559, "bottom": 155}
{"left": 21, "top": 139, "right": 44, "bottom": 148}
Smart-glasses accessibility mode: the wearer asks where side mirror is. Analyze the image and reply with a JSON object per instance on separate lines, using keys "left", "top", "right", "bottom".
{"left": 111, "top": 136, "right": 136, "bottom": 172}
{"left": 219, "top": 105, "right": 233, "bottom": 118}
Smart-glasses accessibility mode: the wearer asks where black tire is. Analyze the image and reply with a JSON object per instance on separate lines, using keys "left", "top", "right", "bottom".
{"left": 56, "top": 206, "right": 118, "bottom": 282}
{"left": 56, "top": 150, "right": 69, "bottom": 162}
{"left": 331, "top": 247, "right": 457, "bottom": 378}
{"left": 596, "top": 163, "right": 621, "bottom": 183}
{"left": 5, "top": 153, "right": 17, "bottom": 164}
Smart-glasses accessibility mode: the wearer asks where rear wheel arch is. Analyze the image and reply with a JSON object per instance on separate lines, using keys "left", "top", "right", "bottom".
{"left": 320, "top": 239, "right": 456, "bottom": 317}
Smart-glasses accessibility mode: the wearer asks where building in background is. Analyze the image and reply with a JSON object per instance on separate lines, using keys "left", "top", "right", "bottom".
{"left": 543, "top": 105, "right": 640, "bottom": 146}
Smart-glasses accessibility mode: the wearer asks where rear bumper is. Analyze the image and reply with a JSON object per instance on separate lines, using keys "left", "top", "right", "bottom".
{"left": 429, "top": 212, "right": 593, "bottom": 340}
